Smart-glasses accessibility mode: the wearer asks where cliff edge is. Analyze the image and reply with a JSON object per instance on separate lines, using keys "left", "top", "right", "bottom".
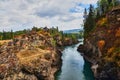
{"left": 0, "top": 30, "right": 62, "bottom": 80}
{"left": 78, "top": 6, "right": 120, "bottom": 80}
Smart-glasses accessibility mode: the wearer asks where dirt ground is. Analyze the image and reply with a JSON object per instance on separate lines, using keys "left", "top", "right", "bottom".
{"left": 0, "top": 40, "right": 12, "bottom": 45}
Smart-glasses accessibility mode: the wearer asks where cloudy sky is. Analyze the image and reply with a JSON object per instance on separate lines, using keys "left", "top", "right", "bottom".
{"left": 0, "top": 0, "right": 98, "bottom": 31}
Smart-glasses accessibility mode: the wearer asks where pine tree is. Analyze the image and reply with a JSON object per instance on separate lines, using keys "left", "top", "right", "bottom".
{"left": 84, "top": 8, "right": 87, "bottom": 19}
{"left": 11, "top": 29, "right": 14, "bottom": 39}
{"left": 2, "top": 30, "right": 6, "bottom": 40}
{"left": 84, "top": 4, "right": 95, "bottom": 37}
{"left": 96, "top": 8, "right": 101, "bottom": 20}
{"left": 98, "top": 0, "right": 109, "bottom": 14}
{"left": 56, "top": 26, "right": 59, "bottom": 32}
{"left": 113, "top": 0, "right": 120, "bottom": 6}
{"left": 107, "top": 0, "right": 112, "bottom": 4}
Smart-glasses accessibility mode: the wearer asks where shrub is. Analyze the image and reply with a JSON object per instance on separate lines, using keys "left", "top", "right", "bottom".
{"left": 97, "top": 17, "right": 108, "bottom": 27}
{"left": 107, "top": 47, "right": 115, "bottom": 54}
{"left": 51, "top": 39, "right": 56, "bottom": 47}
{"left": 97, "top": 40, "right": 105, "bottom": 50}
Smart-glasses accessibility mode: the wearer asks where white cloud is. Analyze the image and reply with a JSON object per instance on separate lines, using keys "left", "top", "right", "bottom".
{"left": 0, "top": 0, "right": 98, "bottom": 31}
{"left": 75, "top": 0, "right": 98, "bottom": 4}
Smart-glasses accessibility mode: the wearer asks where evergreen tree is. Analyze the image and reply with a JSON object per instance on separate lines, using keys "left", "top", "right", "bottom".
{"left": 84, "top": 4, "right": 95, "bottom": 37}
{"left": 2, "top": 30, "right": 7, "bottom": 40}
{"left": 11, "top": 29, "right": 14, "bottom": 39}
{"left": 83, "top": 8, "right": 87, "bottom": 20}
{"left": 107, "top": 0, "right": 112, "bottom": 4}
{"left": 113, "top": 0, "right": 120, "bottom": 6}
{"left": 98, "top": 0, "right": 109, "bottom": 14}
{"left": 96, "top": 8, "right": 101, "bottom": 20}
{"left": 56, "top": 26, "right": 59, "bottom": 32}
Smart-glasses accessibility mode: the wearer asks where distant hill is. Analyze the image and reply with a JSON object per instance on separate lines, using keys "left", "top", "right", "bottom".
{"left": 63, "top": 29, "right": 83, "bottom": 34}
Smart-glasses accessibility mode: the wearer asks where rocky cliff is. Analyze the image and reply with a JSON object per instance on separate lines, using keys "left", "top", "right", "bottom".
{"left": 0, "top": 31, "right": 62, "bottom": 80}
{"left": 78, "top": 7, "right": 120, "bottom": 80}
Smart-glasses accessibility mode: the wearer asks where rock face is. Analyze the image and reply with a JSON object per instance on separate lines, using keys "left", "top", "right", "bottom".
{"left": 78, "top": 7, "right": 120, "bottom": 80}
{"left": 53, "top": 34, "right": 79, "bottom": 47}
{"left": 107, "top": 6, "right": 120, "bottom": 23}
{"left": 62, "top": 38, "right": 79, "bottom": 46}
{"left": 0, "top": 31, "right": 62, "bottom": 80}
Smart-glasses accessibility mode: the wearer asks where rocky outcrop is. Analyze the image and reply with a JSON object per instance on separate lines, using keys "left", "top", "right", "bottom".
{"left": 107, "top": 6, "right": 120, "bottom": 23}
{"left": 54, "top": 34, "right": 79, "bottom": 47}
{"left": 78, "top": 7, "right": 120, "bottom": 80}
{"left": 63, "top": 38, "right": 79, "bottom": 46}
{"left": 78, "top": 39, "right": 119, "bottom": 80}
{"left": 0, "top": 31, "right": 62, "bottom": 80}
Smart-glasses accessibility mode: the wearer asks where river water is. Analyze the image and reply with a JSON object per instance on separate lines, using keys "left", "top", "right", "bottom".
{"left": 56, "top": 39, "right": 94, "bottom": 80}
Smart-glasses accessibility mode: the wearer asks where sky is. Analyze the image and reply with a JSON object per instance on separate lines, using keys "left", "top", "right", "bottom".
{"left": 0, "top": 0, "right": 98, "bottom": 31}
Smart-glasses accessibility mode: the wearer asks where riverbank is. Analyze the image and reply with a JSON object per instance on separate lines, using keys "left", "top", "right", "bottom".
{"left": 77, "top": 7, "right": 120, "bottom": 80}
{"left": 0, "top": 28, "right": 79, "bottom": 80}
{"left": 0, "top": 31, "right": 60, "bottom": 80}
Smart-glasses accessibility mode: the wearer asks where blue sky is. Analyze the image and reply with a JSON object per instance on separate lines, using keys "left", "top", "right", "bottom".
{"left": 0, "top": 0, "right": 98, "bottom": 31}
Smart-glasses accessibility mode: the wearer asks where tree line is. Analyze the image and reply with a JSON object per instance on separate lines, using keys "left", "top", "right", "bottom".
{"left": 0, "top": 26, "right": 81, "bottom": 41}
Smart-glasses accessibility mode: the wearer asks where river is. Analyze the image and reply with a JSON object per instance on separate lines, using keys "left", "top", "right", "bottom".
{"left": 56, "top": 39, "right": 94, "bottom": 80}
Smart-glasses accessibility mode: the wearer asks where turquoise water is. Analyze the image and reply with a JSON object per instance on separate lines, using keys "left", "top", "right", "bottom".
{"left": 56, "top": 40, "right": 94, "bottom": 80}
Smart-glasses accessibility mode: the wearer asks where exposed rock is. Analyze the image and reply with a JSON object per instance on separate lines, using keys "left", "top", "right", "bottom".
{"left": 91, "top": 64, "right": 99, "bottom": 78}
{"left": 54, "top": 34, "right": 79, "bottom": 47}
{"left": 77, "top": 44, "right": 85, "bottom": 53}
{"left": 78, "top": 8, "right": 120, "bottom": 80}
{"left": 107, "top": 6, "right": 120, "bottom": 24}
{"left": 0, "top": 31, "right": 62, "bottom": 80}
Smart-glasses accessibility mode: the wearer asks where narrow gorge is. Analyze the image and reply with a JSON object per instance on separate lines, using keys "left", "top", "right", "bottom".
{"left": 56, "top": 39, "right": 94, "bottom": 80}
{"left": 0, "top": 0, "right": 120, "bottom": 80}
